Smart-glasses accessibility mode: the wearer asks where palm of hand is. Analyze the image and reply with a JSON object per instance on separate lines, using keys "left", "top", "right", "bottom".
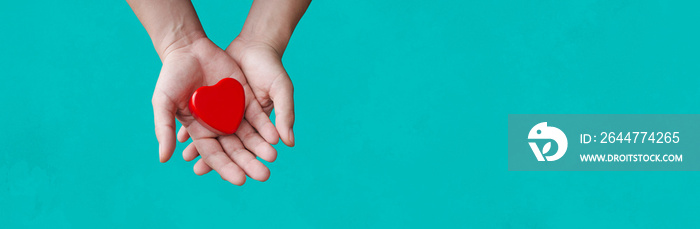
{"left": 156, "top": 39, "right": 244, "bottom": 138}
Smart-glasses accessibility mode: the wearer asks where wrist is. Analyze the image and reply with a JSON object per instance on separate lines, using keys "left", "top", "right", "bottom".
{"left": 128, "top": 0, "right": 208, "bottom": 61}
{"left": 157, "top": 29, "right": 207, "bottom": 61}
{"left": 235, "top": 0, "right": 311, "bottom": 55}
{"left": 237, "top": 24, "right": 291, "bottom": 56}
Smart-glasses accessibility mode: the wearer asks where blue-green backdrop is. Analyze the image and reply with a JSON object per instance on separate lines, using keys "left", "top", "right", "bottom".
{"left": 1, "top": 0, "right": 699, "bottom": 228}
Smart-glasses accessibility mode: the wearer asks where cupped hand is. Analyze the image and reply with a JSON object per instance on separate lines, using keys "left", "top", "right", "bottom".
{"left": 152, "top": 37, "right": 277, "bottom": 185}
{"left": 226, "top": 38, "right": 296, "bottom": 147}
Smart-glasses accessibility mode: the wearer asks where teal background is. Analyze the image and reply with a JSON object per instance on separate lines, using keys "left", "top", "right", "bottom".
{"left": 1, "top": 0, "right": 699, "bottom": 228}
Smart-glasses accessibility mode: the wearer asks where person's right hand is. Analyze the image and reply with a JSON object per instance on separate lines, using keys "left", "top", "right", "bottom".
{"left": 152, "top": 35, "right": 278, "bottom": 185}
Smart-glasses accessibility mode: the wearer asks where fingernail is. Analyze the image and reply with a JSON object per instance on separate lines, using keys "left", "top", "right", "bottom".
{"left": 158, "top": 145, "right": 163, "bottom": 162}
{"left": 289, "top": 128, "right": 295, "bottom": 146}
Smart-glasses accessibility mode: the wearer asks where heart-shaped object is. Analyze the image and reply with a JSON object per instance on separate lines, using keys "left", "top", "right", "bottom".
{"left": 189, "top": 78, "right": 245, "bottom": 135}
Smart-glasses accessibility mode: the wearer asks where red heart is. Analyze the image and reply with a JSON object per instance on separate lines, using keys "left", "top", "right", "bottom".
{"left": 188, "top": 78, "right": 245, "bottom": 135}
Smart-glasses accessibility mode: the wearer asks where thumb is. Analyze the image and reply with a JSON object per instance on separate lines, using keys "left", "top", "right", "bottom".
{"left": 152, "top": 92, "right": 177, "bottom": 162}
{"left": 269, "top": 76, "right": 295, "bottom": 146}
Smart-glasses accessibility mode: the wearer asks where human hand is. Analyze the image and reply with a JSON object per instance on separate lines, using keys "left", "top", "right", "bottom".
{"left": 153, "top": 36, "right": 278, "bottom": 185}
{"left": 222, "top": 0, "right": 310, "bottom": 147}
{"left": 227, "top": 38, "right": 296, "bottom": 146}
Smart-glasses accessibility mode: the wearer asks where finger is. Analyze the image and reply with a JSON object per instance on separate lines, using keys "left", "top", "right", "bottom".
{"left": 218, "top": 135, "right": 271, "bottom": 182}
{"left": 177, "top": 126, "right": 190, "bottom": 143}
{"left": 269, "top": 76, "right": 295, "bottom": 146}
{"left": 193, "top": 158, "right": 213, "bottom": 175}
{"left": 182, "top": 142, "right": 198, "bottom": 161}
{"left": 193, "top": 150, "right": 212, "bottom": 176}
{"left": 186, "top": 145, "right": 213, "bottom": 174}
{"left": 152, "top": 93, "right": 177, "bottom": 163}
{"left": 245, "top": 100, "right": 279, "bottom": 145}
{"left": 236, "top": 120, "right": 277, "bottom": 162}
{"left": 193, "top": 138, "right": 246, "bottom": 185}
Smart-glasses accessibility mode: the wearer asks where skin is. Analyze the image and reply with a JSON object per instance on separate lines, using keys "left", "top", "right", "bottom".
{"left": 127, "top": 0, "right": 309, "bottom": 184}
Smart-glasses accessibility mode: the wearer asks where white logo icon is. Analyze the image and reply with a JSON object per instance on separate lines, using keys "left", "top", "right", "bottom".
{"left": 528, "top": 122, "right": 568, "bottom": 161}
